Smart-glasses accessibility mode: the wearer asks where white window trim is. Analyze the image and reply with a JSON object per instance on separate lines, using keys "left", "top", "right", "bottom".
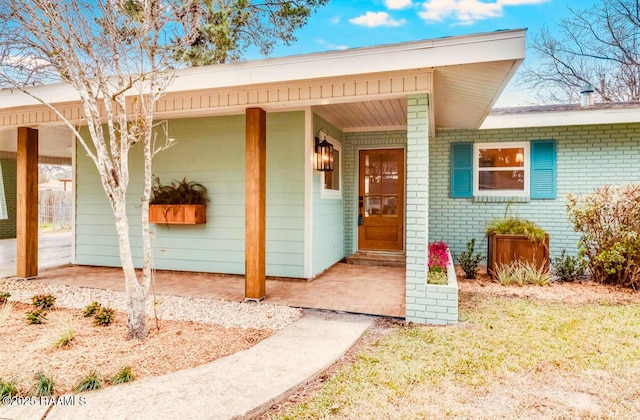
{"left": 473, "top": 141, "right": 530, "bottom": 197}
{"left": 320, "top": 136, "right": 342, "bottom": 199}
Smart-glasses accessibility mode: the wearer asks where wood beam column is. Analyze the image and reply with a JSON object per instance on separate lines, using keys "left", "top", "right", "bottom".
{"left": 245, "top": 108, "right": 266, "bottom": 301}
{"left": 17, "top": 127, "right": 39, "bottom": 279}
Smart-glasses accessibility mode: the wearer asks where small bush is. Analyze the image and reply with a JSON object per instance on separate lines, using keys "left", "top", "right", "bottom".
{"left": 34, "top": 372, "right": 55, "bottom": 397}
{"left": 458, "top": 238, "right": 483, "bottom": 279}
{"left": 553, "top": 249, "right": 588, "bottom": 282}
{"left": 94, "top": 307, "right": 115, "bottom": 326}
{"left": 38, "top": 316, "right": 74, "bottom": 349}
{"left": 31, "top": 294, "right": 56, "bottom": 310}
{"left": 109, "top": 366, "right": 134, "bottom": 385}
{"left": 494, "top": 260, "right": 551, "bottom": 286}
{"left": 0, "top": 378, "right": 18, "bottom": 400}
{"left": 428, "top": 241, "right": 449, "bottom": 285}
{"left": 83, "top": 301, "right": 102, "bottom": 318}
{"left": 567, "top": 184, "right": 640, "bottom": 289}
{"left": 26, "top": 308, "right": 47, "bottom": 325}
{"left": 486, "top": 217, "right": 546, "bottom": 243}
{"left": 0, "top": 291, "right": 10, "bottom": 304}
{"left": 74, "top": 371, "right": 102, "bottom": 393}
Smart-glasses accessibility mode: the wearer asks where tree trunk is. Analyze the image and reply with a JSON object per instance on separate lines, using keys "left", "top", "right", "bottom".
{"left": 112, "top": 198, "right": 148, "bottom": 339}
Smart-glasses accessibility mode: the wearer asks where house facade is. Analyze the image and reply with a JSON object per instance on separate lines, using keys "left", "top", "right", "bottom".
{"left": 2, "top": 29, "right": 533, "bottom": 323}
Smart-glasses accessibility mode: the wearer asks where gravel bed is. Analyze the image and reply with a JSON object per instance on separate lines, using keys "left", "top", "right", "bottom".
{"left": 0, "top": 278, "right": 302, "bottom": 330}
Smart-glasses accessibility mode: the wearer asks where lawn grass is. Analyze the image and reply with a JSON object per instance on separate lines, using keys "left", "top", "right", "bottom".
{"left": 274, "top": 296, "right": 640, "bottom": 418}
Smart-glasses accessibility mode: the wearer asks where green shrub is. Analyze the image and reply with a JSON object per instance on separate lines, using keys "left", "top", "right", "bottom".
{"left": 26, "top": 308, "right": 47, "bottom": 325}
{"left": 553, "top": 249, "right": 588, "bottom": 282}
{"left": 0, "top": 378, "right": 18, "bottom": 400}
{"left": 458, "top": 238, "right": 483, "bottom": 279}
{"left": 94, "top": 307, "right": 115, "bottom": 326}
{"left": 34, "top": 372, "right": 55, "bottom": 397}
{"left": 0, "top": 291, "right": 10, "bottom": 304}
{"left": 109, "top": 366, "right": 134, "bottom": 385}
{"left": 567, "top": 184, "right": 640, "bottom": 289}
{"left": 31, "top": 294, "right": 56, "bottom": 310}
{"left": 494, "top": 260, "right": 551, "bottom": 286}
{"left": 83, "top": 301, "right": 102, "bottom": 318}
{"left": 150, "top": 176, "right": 209, "bottom": 205}
{"left": 486, "top": 217, "right": 547, "bottom": 243}
{"left": 74, "top": 371, "right": 102, "bottom": 393}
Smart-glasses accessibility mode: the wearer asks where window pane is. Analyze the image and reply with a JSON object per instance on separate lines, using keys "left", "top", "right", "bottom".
{"left": 478, "top": 147, "right": 525, "bottom": 168}
{"left": 382, "top": 195, "right": 397, "bottom": 215}
{"left": 479, "top": 170, "right": 525, "bottom": 191}
{"left": 323, "top": 150, "right": 340, "bottom": 191}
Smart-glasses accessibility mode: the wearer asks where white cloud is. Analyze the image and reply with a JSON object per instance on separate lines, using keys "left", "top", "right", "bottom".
{"left": 385, "top": 0, "right": 413, "bottom": 10}
{"left": 349, "top": 11, "right": 407, "bottom": 28}
{"left": 419, "top": 0, "right": 549, "bottom": 25}
{"left": 317, "top": 39, "right": 349, "bottom": 51}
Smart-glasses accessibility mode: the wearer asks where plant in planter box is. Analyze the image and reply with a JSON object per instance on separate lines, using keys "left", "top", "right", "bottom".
{"left": 485, "top": 206, "right": 549, "bottom": 278}
{"left": 428, "top": 241, "right": 450, "bottom": 285}
{"left": 149, "top": 176, "right": 209, "bottom": 224}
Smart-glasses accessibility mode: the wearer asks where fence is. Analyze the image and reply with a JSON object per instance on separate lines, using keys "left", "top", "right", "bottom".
{"left": 39, "top": 189, "right": 72, "bottom": 232}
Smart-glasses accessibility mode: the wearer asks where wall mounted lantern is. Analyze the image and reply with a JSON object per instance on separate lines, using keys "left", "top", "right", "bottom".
{"left": 315, "top": 128, "right": 334, "bottom": 172}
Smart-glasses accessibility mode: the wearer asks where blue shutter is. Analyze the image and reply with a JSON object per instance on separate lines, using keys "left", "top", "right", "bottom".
{"left": 450, "top": 142, "right": 473, "bottom": 198}
{"left": 530, "top": 139, "right": 557, "bottom": 199}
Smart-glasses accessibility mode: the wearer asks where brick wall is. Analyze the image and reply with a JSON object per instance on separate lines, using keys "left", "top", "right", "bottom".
{"left": 0, "top": 159, "right": 17, "bottom": 239}
{"left": 430, "top": 122, "right": 640, "bottom": 263}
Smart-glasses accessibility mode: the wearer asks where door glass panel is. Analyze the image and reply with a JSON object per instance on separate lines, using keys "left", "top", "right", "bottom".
{"left": 382, "top": 195, "right": 397, "bottom": 215}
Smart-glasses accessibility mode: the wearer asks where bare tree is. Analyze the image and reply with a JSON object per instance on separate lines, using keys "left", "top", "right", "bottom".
{"left": 0, "top": 0, "right": 199, "bottom": 339}
{"left": 0, "top": 0, "right": 326, "bottom": 339}
{"left": 519, "top": 0, "right": 640, "bottom": 104}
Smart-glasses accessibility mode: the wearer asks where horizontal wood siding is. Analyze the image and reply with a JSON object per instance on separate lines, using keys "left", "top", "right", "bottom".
{"left": 75, "top": 112, "right": 305, "bottom": 277}
{"left": 311, "top": 114, "right": 345, "bottom": 276}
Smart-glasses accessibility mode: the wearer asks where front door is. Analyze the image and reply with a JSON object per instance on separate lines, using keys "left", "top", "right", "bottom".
{"left": 358, "top": 148, "right": 404, "bottom": 251}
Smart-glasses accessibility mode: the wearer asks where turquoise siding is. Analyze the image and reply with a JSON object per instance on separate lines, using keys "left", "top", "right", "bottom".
{"left": 75, "top": 112, "right": 306, "bottom": 277}
{"left": 430, "top": 122, "right": 640, "bottom": 262}
{"left": 342, "top": 131, "right": 407, "bottom": 256}
{"left": 311, "top": 114, "right": 345, "bottom": 276}
{"left": 0, "top": 159, "right": 16, "bottom": 238}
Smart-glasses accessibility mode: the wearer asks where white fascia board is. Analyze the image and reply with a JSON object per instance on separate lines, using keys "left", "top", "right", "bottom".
{"left": 0, "top": 29, "right": 526, "bottom": 110}
{"left": 482, "top": 107, "right": 640, "bottom": 129}
{"left": 169, "top": 29, "right": 526, "bottom": 92}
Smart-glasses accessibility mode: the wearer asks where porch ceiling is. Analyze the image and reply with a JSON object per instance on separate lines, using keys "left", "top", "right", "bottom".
{"left": 311, "top": 60, "right": 521, "bottom": 133}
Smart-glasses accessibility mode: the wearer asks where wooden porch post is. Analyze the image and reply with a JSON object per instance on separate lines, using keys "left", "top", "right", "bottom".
{"left": 245, "top": 108, "right": 266, "bottom": 301}
{"left": 17, "top": 127, "right": 39, "bottom": 279}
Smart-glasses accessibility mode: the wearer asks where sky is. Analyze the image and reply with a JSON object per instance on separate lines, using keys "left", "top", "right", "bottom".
{"left": 246, "top": 0, "right": 584, "bottom": 107}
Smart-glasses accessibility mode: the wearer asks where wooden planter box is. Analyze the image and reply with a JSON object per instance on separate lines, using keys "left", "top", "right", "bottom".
{"left": 149, "top": 204, "right": 206, "bottom": 225}
{"left": 487, "top": 233, "right": 549, "bottom": 278}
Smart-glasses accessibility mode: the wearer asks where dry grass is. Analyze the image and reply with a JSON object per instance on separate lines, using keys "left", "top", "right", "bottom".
{"left": 269, "top": 270, "right": 640, "bottom": 419}
{"left": 0, "top": 302, "right": 272, "bottom": 395}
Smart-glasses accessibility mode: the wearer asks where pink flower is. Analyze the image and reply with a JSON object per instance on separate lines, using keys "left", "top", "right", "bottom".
{"left": 428, "top": 241, "right": 449, "bottom": 271}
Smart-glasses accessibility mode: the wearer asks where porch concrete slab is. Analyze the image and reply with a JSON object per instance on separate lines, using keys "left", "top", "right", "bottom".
{"left": 0, "top": 231, "right": 72, "bottom": 278}
{"left": 33, "top": 262, "right": 406, "bottom": 318}
{"left": 40, "top": 313, "right": 372, "bottom": 420}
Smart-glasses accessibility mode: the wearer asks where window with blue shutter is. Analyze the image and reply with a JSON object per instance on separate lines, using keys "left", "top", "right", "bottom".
{"left": 450, "top": 142, "right": 473, "bottom": 198}
{"left": 530, "top": 140, "right": 557, "bottom": 199}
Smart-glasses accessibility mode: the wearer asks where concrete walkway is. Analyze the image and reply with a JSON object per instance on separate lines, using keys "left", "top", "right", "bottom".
{"left": 0, "top": 231, "right": 72, "bottom": 278}
{"left": 0, "top": 312, "right": 372, "bottom": 420}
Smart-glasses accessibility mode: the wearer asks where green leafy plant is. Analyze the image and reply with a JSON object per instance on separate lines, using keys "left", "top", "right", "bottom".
{"left": 458, "top": 238, "right": 483, "bottom": 279}
{"left": 494, "top": 260, "right": 551, "bottom": 286}
{"left": 83, "top": 301, "right": 102, "bottom": 318}
{"left": 150, "top": 176, "right": 209, "bottom": 205}
{"left": 553, "top": 249, "right": 588, "bottom": 282}
{"left": 33, "top": 372, "right": 55, "bottom": 397}
{"left": 94, "top": 307, "right": 115, "bottom": 326}
{"left": 0, "top": 378, "right": 18, "bottom": 400}
{"left": 0, "top": 291, "right": 10, "bottom": 304}
{"left": 567, "top": 184, "right": 640, "bottom": 289}
{"left": 74, "top": 371, "right": 102, "bottom": 393}
{"left": 31, "top": 293, "right": 56, "bottom": 310}
{"left": 109, "top": 366, "right": 134, "bottom": 385}
{"left": 486, "top": 218, "right": 546, "bottom": 243}
{"left": 26, "top": 308, "right": 47, "bottom": 325}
